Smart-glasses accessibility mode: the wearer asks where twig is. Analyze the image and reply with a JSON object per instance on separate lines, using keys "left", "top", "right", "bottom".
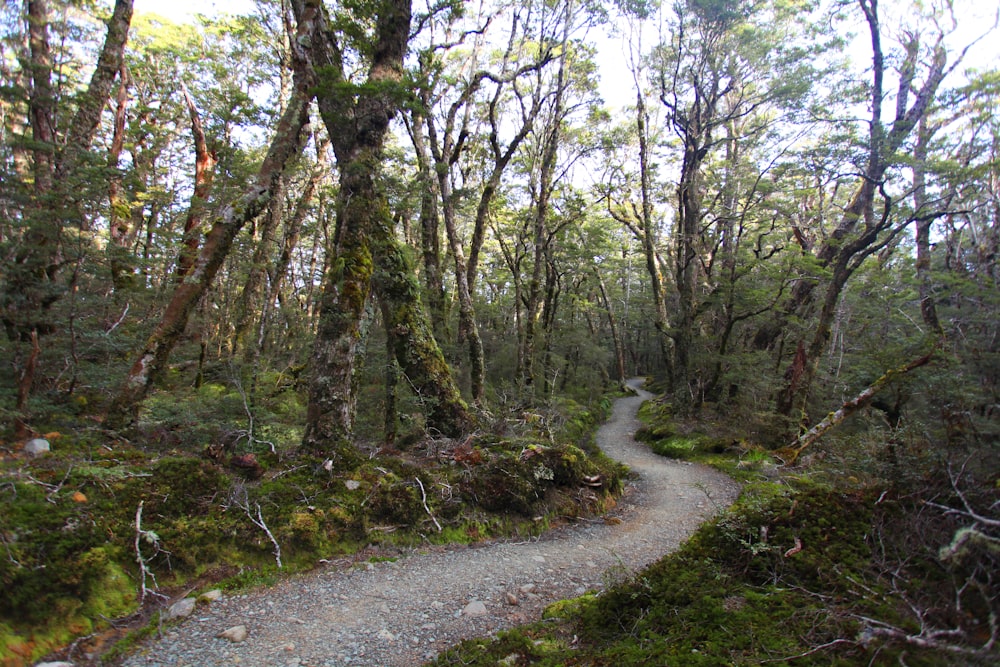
{"left": 227, "top": 486, "right": 283, "bottom": 568}
{"left": 23, "top": 465, "right": 74, "bottom": 504}
{"left": 251, "top": 502, "right": 282, "bottom": 568}
{"left": 133, "top": 501, "right": 168, "bottom": 604}
{"left": 415, "top": 477, "right": 442, "bottom": 532}
{"left": 759, "top": 638, "right": 856, "bottom": 663}
{"left": 106, "top": 302, "right": 129, "bottom": 334}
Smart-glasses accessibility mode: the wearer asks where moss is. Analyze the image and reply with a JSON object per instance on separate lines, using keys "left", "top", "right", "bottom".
{"left": 435, "top": 484, "right": 962, "bottom": 666}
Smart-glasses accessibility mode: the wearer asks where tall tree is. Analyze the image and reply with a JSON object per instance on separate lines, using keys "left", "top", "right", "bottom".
{"left": 295, "top": 0, "right": 471, "bottom": 457}
{"left": 774, "top": 0, "right": 964, "bottom": 419}
{"left": 104, "top": 13, "right": 315, "bottom": 428}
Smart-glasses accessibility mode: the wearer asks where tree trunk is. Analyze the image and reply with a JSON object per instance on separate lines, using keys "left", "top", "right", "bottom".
{"left": 108, "top": 65, "right": 133, "bottom": 292}
{"left": 299, "top": 0, "right": 471, "bottom": 453}
{"left": 596, "top": 272, "right": 627, "bottom": 387}
{"left": 913, "top": 117, "right": 943, "bottom": 336}
{"left": 407, "top": 112, "right": 447, "bottom": 338}
{"left": 372, "top": 220, "right": 472, "bottom": 437}
{"left": 175, "top": 85, "right": 217, "bottom": 281}
{"left": 105, "top": 87, "right": 312, "bottom": 428}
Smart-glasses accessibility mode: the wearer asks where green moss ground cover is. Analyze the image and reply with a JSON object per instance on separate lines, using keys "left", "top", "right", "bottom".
{"left": 0, "top": 386, "right": 624, "bottom": 665}
{"left": 430, "top": 396, "right": 999, "bottom": 666}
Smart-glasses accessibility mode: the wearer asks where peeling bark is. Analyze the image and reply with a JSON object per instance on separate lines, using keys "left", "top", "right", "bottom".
{"left": 175, "top": 84, "right": 218, "bottom": 281}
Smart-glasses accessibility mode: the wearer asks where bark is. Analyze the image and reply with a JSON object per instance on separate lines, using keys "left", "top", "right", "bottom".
{"left": 421, "top": 108, "right": 486, "bottom": 404}
{"left": 175, "top": 85, "right": 218, "bottom": 281}
{"left": 372, "top": 220, "right": 473, "bottom": 437}
{"left": 3, "top": 0, "right": 133, "bottom": 422}
{"left": 913, "top": 117, "right": 943, "bottom": 335}
{"left": 407, "top": 112, "right": 447, "bottom": 338}
{"left": 105, "top": 86, "right": 312, "bottom": 429}
{"left": 108, "top": 65, "right": 133, "bottom": 291}
{"left": 596, "top": 272, "right": 627, "bottom": 386}
{"left": 231, "top": 175, "right": 286, "bottom": 354}
{"left": 298, "top": 0, "right": 471, "bottom": 453}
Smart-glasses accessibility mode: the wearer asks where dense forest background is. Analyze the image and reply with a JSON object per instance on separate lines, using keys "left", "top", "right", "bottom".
{"left": 1, "top": 0, "right": 998, "bottom": 663}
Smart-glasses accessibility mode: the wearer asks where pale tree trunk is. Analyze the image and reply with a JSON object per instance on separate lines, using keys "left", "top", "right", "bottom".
{"left": 422, "top": 113, "right": 486, "bottom": 405}
{"left": 406, "top": 112, "right": 447, "bottom": 339}
{"left": 521, "top": 44, "right": 568, "bottom": 392}
{"left": 105, "top": 86, "right": 312, "bottom": 429}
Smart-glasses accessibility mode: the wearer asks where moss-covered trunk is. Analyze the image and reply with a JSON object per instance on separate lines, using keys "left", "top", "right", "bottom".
{"left": 299, "top": 0, "right": 471, "bottom": 454}
{"left": 372, "top": 217, "right": 473, "bottom": 437}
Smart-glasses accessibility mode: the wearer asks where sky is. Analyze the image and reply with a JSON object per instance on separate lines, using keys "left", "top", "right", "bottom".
{"left": 133, "top": 0, "right": 255, "bottom": 23}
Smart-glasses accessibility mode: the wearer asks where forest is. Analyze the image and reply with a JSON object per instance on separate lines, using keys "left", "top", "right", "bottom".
{"left": 1, "top": 0, "right": 998, "bottom": 664}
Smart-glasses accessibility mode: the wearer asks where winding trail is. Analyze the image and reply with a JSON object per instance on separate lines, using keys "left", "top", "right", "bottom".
{"left": 123, "top": 379, "right": 740, "bottom": 667}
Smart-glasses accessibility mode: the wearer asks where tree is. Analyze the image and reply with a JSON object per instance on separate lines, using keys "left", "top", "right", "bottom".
{"left": 773, "top": 0, "right": 966, "bottom": 420}
{"left": 104, "top": 13, "right": 315, "bottom": 428}
{"left": 294, "top": 0, "right": 472, "bottom": 457}
{"left": 1, "top": 0, "right": 134, "bottom": 433}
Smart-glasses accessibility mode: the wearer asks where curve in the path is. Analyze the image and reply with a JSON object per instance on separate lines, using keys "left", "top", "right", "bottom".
{"left": 123, "top": 379, "right": 740, "bottom": 667}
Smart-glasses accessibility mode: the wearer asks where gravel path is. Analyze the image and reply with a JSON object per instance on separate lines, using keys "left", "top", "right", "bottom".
{"left": 121, "top": 379, "right": 740, "bottom": 667}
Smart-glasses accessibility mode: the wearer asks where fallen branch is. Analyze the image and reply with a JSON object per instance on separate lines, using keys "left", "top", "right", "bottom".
{"left": 415, "top": 477, "right": 442, "bottom": 533}
{"left": 783, "top": 346, "right": 936, "bottom": 464}
{"left": 226, "top": 486, "right": 282, "bottom": 568}
{"left": 249, "top": 501, "right": 282, "bottom": 569}
{"left": 133, "top": 501, "right": 168, "bottom": 604}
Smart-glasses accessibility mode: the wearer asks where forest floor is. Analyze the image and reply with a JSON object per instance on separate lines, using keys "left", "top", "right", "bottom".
{"left": 117, "top": 380, "right": 740, "bottom": 667}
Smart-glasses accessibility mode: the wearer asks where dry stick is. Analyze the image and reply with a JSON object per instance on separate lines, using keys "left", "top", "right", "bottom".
{"left": 133, "top": 500, "right": 165, "bottom": 604}
{"left": 242, "top": 499, "right": 282, "bottom": 569}
{"left": 415, "top": 477, "right": 441, "bottom": 532}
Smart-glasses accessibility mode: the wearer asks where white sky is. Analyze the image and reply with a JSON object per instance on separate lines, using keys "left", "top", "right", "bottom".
{"left": 133, "top": 0, "right": 256, "bottom": 23}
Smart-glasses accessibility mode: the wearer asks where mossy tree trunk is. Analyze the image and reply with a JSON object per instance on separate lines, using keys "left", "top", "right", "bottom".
{"left": 296, "top": 0, "right": 472, "bottom": 455}
{"left": 372, "top": 218, "right": 473, "bottom": 437}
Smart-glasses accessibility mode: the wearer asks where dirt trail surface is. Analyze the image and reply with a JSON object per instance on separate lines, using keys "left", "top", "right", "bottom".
{"left": 122, "top": 380, "right": 740, "bottom": 667}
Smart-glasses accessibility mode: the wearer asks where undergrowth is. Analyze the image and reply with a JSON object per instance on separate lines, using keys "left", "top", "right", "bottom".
{"left": 430, "top": 393, "right": 999, "bottom": 666}
{"left": 0, "top": 384, "right": 623, "bottom": 666}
